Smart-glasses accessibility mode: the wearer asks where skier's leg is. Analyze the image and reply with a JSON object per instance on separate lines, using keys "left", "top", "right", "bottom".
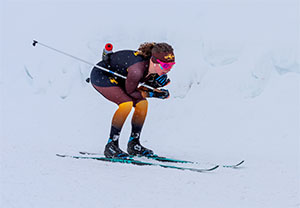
{"left": 109, "top": 101, "right": 133, "bottom": 146}
{"left": 128, "top": 100, "right": 154, "bottom": 156}
{"left": 104, "top": 101, "right": 133, "bottom": 158}
{"left": 92, "top": 85, "right": 134, "bottom": 157}
{"left": 92, "top": 85, "right": 134, "bottom": 145}
{"left": 131, "top": 99, "right": 148, "bottom": 135}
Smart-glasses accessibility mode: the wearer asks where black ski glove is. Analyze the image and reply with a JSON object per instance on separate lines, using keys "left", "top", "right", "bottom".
{"left": 148, "top": 89, "right": 170, "bottom": 99}
{"left": 154, "top": 74, "right": 170, "bottom": 88}
{"left": 144, "top": 74, "right": 170, "bottom": 89}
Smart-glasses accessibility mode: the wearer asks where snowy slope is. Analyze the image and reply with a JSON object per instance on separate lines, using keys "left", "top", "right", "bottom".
{"left": 1, "top": 0, "right": 299, "bottom": 208}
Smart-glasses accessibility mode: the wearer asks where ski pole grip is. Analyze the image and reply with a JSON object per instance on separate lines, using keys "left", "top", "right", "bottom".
{"left": 32, "top": 40, "right": 38, "bottom": 47}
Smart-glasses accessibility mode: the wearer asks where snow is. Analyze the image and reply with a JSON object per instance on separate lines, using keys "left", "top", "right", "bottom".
{"left": 1, "top": 0, "right": 299, "bottom": 207}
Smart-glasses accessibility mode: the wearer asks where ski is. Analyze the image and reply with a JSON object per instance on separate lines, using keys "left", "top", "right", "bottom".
{"left": 79, "top": 151, "right": 193, "bottom": 164}
{"left": 79, "top": 151, "right": 244, "bottom": 168}
{"left": 57, "top": 154, "right": 219, "bottom": 173}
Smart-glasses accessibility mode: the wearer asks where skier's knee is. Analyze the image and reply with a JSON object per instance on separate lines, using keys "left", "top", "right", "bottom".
{"left": 118, "top": 101, "right": 134, "bottom": 113}
{"left": 135, "top": 100, "right": 148, "bottom": 111}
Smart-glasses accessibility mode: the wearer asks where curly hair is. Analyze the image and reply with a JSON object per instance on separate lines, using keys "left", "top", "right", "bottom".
{"left": 137, "top": 42, "right": 174, "bottom": 59}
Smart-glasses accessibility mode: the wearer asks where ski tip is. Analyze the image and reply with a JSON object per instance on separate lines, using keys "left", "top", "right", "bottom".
{"left": 194, "top": 165, "right": 219, "bottom": 172}
{"left": 223, "top": 160, "right": 245, "bottom": 168}
{"left": 208, "top": 165, "right": 219, "bottom": 171}
{"left": 236, "top": 160, "right": 245, "bottom": 166}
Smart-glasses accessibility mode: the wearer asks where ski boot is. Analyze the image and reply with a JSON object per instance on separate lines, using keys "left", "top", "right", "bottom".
{"left": 127, "top": 139, "right": 154, "bottom": 157}
{"left": 104, "top": 142, "right": 129, "bottom": 158}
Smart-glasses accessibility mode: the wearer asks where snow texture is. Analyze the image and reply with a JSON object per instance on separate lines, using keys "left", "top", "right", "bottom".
{"left": 1, "top": 0, "right": 299, "bottom": 208}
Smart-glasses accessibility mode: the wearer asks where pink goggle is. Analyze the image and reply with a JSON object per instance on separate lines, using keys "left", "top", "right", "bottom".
{"left": 156, "top": 59, "right": 176, "bottom": 70}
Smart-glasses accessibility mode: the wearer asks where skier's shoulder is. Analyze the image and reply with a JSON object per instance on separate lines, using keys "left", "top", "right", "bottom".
{"left": 112, "top": 50, "right": 146, "bottom": 61}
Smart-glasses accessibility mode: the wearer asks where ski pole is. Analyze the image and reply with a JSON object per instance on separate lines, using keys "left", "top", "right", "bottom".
{"left": 32, "top": 40, "right": 155, "bottom": 90}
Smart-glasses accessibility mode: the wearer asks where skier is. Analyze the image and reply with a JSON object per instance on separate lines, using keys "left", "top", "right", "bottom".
{"left": 90, "top": 42, "right": 175, "bottom": 158}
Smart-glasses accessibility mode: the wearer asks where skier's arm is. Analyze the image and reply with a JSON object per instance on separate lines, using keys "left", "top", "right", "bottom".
{"left": 125, "top": 63, "right": 145, "bottom": 100}
{"left": 126, "top": 62, "right": 170, "bottom": 100}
